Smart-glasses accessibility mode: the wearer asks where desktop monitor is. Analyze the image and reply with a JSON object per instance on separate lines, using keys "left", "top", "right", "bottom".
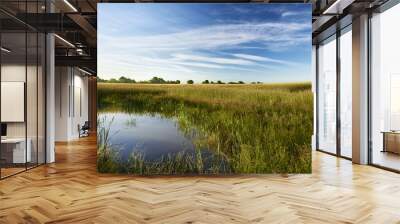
{"left": 1, "top": 123, "right": 7, "bottom": 137}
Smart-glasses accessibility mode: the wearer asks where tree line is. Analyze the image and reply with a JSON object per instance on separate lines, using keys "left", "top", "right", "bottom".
{"left": 98, "top": 76, "right": 262, "bottom": 85}
{"left": 98, "top": 76, "right": 180, "bottom": 84}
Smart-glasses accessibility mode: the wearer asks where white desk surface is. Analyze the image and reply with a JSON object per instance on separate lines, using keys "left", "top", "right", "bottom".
{"left": 1, "top": 138, "right": 27, "bottom": 144}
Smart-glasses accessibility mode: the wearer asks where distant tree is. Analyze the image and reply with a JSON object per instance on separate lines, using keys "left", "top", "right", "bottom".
{"left": 97, "top": 77, "right": 107, "bottom": 82}
{"left": 187, "top": 80, "right": 194, "bottom": 84}
{"left": 118, "top": 76, "right": 136, "bottom": 83}
{"left": 202, "top": 80, "right": 209, "bottom": 84}
{"left": 150, "top": 76, "right": 167, "bottom": 84}
{"left": 109, "top": 78, "right": 118, "bottom": 83}
{"left": 217, "top": 80, "right": 224, "bottom": 84}
{"left": 210, "top": 81, "right": 215, "bottom": 84}
{"left": 175, "top": 80, "right": 181, "bottom": 84}
{"left": 227, "top": 81, "right": 245, "bottom": 84}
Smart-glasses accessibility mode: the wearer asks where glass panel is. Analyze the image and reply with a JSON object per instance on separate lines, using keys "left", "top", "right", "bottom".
{"left": 1, "top": 31, "right": 27, "bottom": 177}
{"left": 318, "top": 36, "right": 337, "bottom": 154}
{"left": 38, "top": 33, "right": 45, "bottom": 165}
{"left": 27, "top": 31, "right": 38, "bottom": 169}
{"left": 26, "top": 0, "right": 39, "bottom": 169}
{"left": 0, "top": 1, "right": 46, "bottom": 178}
{"left": 371, "top": 4, "right": 400, "bottom": 171}
{"left": 340, "top": 28, "right": 352, "bottom": 158}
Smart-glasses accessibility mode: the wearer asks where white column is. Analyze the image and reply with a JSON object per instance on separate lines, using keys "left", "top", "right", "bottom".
{"left": 46, "top": 32, "right": 55, "bottom": 163}
{"left": 352, "top": 14, "right": 369, "bottom": 164}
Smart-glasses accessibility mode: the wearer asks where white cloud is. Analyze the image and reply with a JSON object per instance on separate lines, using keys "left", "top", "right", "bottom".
{"left": 100, "top": 21, "right": 310, "bottom": 53}
{"left": 232, "top": 53, "right": 295, "bottom": 65}
{"left": 172, "top": 53, "right": 255, "bottom": 65}
{"left": 282, "top": 11, "right": 309, "bottom": 17}
{"left": 98, "top": 20, "right": 311, "bottom": 82}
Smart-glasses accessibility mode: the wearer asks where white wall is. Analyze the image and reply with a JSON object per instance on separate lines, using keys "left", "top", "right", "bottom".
{"left": 1, "top": 63, "right": 46, "bottom": 164}
{"left": 55, "top": 67, "right": 89, "bottom": 141}
{"left": 1, "top": 65, "right": 26, "bottom": 140}
{"left": 71, "top": 72, "right": 89, "bottom": 138}
{"left": 55, "top": 66, "right": 69, "bottom": 141}
{"left": 1, "top": 65, "right": 38, "bottom": 138}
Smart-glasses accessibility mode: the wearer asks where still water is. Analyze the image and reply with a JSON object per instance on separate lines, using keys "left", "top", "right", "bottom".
{"left": 98, "top": 112, "right": 200, "bottom": 161}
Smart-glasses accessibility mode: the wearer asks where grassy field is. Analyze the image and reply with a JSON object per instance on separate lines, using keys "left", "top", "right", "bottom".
{"left": 97, "top": 83, "right": 313, "bottom": 174}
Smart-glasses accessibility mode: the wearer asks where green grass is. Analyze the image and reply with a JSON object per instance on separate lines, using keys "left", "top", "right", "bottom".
{"left": 97, "top": 83, "right": 313, "bottom": 174}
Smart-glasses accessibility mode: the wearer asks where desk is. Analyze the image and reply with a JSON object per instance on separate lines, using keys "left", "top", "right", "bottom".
{"left": 382, "top": 131, "right": 400, "bottom": 154}
{"left": 1, "top": 138, "right": 31, "bottom": 163}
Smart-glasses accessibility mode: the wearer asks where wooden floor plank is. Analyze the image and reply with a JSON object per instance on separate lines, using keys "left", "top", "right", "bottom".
{"left": 0, "top": 136, "right": 399, "bottom": 223}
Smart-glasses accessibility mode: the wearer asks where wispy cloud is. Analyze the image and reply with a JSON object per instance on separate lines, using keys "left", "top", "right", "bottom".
{"left": 101, "top": 22, "right": 310, "bottom": 53}
{"left": 281, "top": 11, "right": 310, "bottom": 17}
{"left": 98, "top": 4, "right": 311, "bottom": 83}
{"left": 172, "top": 53, "right": 255, "bottom": 65}
{"left": 232, "top": 53, "right": 296, "bottom": 65}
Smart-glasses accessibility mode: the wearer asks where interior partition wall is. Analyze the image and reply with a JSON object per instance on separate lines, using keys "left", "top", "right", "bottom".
{"left": 0, "top": 1, "right": 47, "bottom": 179}
{"left": 316, "top": 24, "right": 353, "bottom": 159}
{"left": 370, "top": 2, "right": 400, "bottom": 171}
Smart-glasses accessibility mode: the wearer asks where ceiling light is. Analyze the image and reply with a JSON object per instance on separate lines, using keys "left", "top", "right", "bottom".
{"left": 54, "top": 34, "right": 75, "bottom": 48}
{"left": 323, "top": 0, "right": 355, "bottom": 15}
{"left": 63, "top": 0, "right": 78, "bottom": 12}
{"left": 76, "top": 48, "right": 84, "bottom": 55}
{"left": 1, "top": 47, "right": 11, "bottom": 53}
{"left": 78, "top": 67, "right": 92, "bottom": 76}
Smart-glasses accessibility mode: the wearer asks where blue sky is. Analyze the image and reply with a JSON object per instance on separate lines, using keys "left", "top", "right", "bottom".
{"left": 98, "top": 4, "right": 311, "bottom": 83}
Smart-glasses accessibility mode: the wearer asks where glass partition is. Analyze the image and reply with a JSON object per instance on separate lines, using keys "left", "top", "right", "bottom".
{"left": 0, "top": 1, "right": 46, "bottom": 179}
{"left": 1, "top": 31, "right": 28, "bottom": 177}
{"left": 339, "top": 27, "right": 352, "bottom": 158}
{"left": 38, "top": 32, "right": 46, "bottom": 165}
{"left": 317, "top": 35, "right": 337, "bottom": 154}
{"left": 371, "top": 3, "right": 400, "bottom": 171}
{"left": 27, "top": 31, "right": 38, "bottom": 169}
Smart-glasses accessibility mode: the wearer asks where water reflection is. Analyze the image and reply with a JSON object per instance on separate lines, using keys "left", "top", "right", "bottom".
{"left": 98, "top": 112, "right": 198, "bottom": 161}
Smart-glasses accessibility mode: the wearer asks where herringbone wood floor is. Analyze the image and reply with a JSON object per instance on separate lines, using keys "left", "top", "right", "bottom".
{"left": 1, "top": 136, "right": 400, "bottom": 224}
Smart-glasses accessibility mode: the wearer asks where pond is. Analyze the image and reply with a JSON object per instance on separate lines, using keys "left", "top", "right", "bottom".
{"left": 98, "top": 112, "right": 214, "bottom": 162}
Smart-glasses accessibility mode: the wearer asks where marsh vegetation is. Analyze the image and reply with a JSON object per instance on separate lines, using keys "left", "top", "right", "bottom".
{"left": 97, "top": 83, "right": 313, "bottom": 174}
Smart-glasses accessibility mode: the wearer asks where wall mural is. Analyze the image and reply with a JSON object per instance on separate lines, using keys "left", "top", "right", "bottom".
{"left": 97, "top": 3, "right": 313, "bottom": 175}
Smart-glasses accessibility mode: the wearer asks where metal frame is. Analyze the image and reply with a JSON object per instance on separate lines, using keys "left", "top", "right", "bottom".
{"left": 336, "top": 23, "right": 341, "bottom": 157}
{"left": 367, "top": 10, "right": 373, "bottom": 166}
{"left": 25, "top": 2, "right": 28, "bottom": 171}
{"left": 316, "top": 44, "right": 320, "bottom": 151}
{"left": 0, "top": 21, "right": 2, "bottom": 179}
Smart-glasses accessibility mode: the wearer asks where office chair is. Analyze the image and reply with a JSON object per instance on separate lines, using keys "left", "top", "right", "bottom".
{"left": 79, "top": 121, "right": 90, "bottom": 138}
